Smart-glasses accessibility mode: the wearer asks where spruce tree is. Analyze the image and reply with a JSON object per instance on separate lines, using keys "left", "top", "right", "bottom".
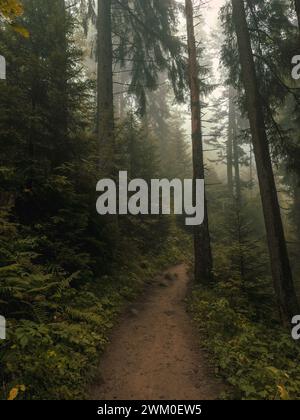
{"left": 185, "top": 0, "right": 213, "bottom": 283}
{"left": 231, "top": 0, "right": 299, "bottom": 326}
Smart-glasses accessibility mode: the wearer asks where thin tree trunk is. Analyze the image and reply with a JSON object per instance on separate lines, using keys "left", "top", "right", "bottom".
{"left": 292, "top": 0, "right": 300, "bottom": 250}
{"left": 57, "top": 0, "right": 68, "bottom": 142}
{"left": 249, "top": 144, "right": 253, "bottom": 197}
{"left": 294, "top": 183, "right": 300, "bottom": 251}
{"left": 227, "top": 88, "right": 234, "bottom": 196}
{"left": 295, "top": 0, "right": 300, "bottom": 31}
{"left": 232, "top": 0, "right": 299, "bottom": 326}
{"left": 233, "top": 122, "right": 244, "bottom": 278}
{"left": 229, "top": 87, "right": 241, "bottom": 204}
{"left": 291, "top": 0, "right": 300, "bottom": 274}
{"left": 230, "top": 90, "right": 244, "bottom": 275}
{"left": 97, "top": 0, "right": 114, "bottom": 174}
{"left": 233, "top": 114, "right": 242, "bottom": 207}
{"left": 185, "top": 0, "right": 213, "bottom": 283}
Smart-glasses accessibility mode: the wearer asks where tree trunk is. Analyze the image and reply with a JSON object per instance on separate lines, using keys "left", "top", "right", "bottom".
{"left": 185, "top": 0, "right": 213, "bottom": 283}
{"left": 233, "top": 115, "right": 242, "bottom": 207}
{"left": 230, "top": 90, "right": 244, "bottom": 274}
{"left": 56, "top": 0, "right": 68, "bottom": 142}
{"left": 227, "top": 88, "right": 234, "bottom": 196}
{"left": 97, "top": 0, "right": 114, "bottom": 174}
{"left": 294, "top": 183, "right": 300, "bottom": 261}
{"left": 232, "top": 0, "right": 299, "bottom": 326}
{"left": 295, "top": 0, "right": 300, "bottom": 31}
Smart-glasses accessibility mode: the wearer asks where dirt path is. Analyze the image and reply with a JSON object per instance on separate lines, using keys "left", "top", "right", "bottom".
{"left": 90, "top": 264, "right": 222, "bottom": 400}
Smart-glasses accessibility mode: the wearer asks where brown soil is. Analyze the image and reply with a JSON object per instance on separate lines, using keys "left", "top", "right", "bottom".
{"left": 89, "top": 264, "right": 223, "bottom": 400}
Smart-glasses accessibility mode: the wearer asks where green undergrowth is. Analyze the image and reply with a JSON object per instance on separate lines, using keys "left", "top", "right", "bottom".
{"left": 0, "top": 227, "right": 191, "bottom": 400}
{"left": 188, "top": 285, "right": 300, "bottom": 400}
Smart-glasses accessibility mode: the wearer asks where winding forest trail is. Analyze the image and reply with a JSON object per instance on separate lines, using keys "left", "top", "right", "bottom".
{"left": 90, "top": 264, "right": 223, "bottom": 400}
